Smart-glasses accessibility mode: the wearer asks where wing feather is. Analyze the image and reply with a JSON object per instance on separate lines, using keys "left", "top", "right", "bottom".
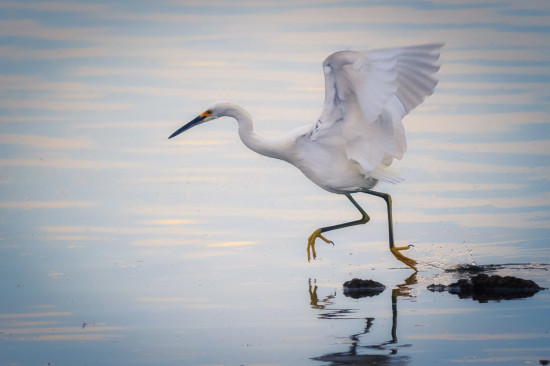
{"left": 309, "top": 43, "right": 442, "bottom": 183}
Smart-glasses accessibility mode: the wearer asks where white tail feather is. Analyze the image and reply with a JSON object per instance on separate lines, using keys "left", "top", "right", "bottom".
{"left": 370, "top": 164, "right": 404, "bottom": 184}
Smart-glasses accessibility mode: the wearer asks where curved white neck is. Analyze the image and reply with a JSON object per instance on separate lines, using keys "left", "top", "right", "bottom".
{"left": 224, "top": 105, "right": 288, "bottom": 161}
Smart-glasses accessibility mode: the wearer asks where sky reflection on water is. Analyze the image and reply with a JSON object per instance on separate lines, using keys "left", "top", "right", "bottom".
{"left": 1, "top": 0, "right": 550, "bottom": 365}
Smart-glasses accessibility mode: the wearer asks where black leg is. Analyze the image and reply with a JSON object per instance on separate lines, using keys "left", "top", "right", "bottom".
{"left": 361, "top": 189, "right": 417, "bottom": 271}
{"left": 360, "top": 189, "right": 394, "bottom": 249}
{"left": 307, "top": 194, "right": 370, "bottom": 261}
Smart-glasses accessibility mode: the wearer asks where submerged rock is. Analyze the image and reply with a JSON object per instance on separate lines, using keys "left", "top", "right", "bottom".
{"left": 444, "top": 264, "right": 487, "bottom": 274}
{"left": 343, "top": 278, "right": 385, "bottom": 299}
{"left": 428, "top": 273, "right": 545, "bottom": 302}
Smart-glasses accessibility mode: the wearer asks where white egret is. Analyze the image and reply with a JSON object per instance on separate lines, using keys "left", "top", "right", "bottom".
{"left": 169, "top": 43, "right": 443, "bottom": 271}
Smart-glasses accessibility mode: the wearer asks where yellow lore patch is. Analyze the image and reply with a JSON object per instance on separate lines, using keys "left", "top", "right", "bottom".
{"left": 200, "top": 109, "right": 213, "bottom": 118}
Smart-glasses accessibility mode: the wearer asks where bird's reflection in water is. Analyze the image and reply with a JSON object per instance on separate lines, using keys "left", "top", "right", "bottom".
{"left": 309, "top": 274, "right": 417, "bottom": 365}
{"left": 309, "top": 279, "right": 357, "bottom": 319}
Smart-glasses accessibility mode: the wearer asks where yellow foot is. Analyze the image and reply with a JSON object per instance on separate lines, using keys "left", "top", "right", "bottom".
{"left": 390, "top": 246, "right": 417, "bottom": 271}
{"left": 307, "top": 229, "right": 333, "bottom": 262}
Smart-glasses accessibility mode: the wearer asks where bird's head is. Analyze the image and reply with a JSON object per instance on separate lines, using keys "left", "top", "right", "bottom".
{"left": 168, "top": 101, "right": 236, "bottom": 139}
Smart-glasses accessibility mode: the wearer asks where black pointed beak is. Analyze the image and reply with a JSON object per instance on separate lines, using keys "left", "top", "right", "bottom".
{"left": 168, "top": 115, "right": 205, "bottom": 139}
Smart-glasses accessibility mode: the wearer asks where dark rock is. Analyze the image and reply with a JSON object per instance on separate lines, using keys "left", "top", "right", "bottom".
{"left": 428, "top": 274, "right": 545, "bottom": 302}
{"left": 343, "top": 278, "right": 385, "bottom": 299}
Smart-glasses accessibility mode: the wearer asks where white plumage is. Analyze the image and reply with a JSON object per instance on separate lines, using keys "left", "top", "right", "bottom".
{"left": 307, "top": 44, "right": 442, "bottom": 188}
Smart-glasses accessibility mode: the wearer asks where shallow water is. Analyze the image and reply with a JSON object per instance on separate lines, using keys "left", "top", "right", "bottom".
{"left": 1, "top": 237, "right": 549, "bottom": 366}
{"left": 2, "top": 1, "right": 550, "bottom": 365}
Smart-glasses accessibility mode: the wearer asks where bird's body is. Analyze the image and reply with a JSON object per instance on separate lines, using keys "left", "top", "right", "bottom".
{"left": 226, "top": 104, "right": 374, "bottom": 194}
{"left": 169, "top": 43, "right": 443, "bottom": 270}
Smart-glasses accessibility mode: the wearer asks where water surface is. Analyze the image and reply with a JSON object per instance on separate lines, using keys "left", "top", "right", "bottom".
{"left": 1, "top": 1, "right": 550, "bottom": 365}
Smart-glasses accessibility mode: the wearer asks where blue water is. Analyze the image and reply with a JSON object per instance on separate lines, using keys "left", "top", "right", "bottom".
{"left": 2, "top": 1, "right": 550, "bottom": 364}
{"left": 2, "top": 249, "right": 549, "bottom": 365}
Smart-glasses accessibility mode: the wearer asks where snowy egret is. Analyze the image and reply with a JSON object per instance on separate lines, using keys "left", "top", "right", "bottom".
{"left": 169, "top": 44, "right": 443, "bottom": 271}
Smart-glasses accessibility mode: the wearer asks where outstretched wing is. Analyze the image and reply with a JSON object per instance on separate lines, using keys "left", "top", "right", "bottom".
{"left": 309, "top": 43, "right": 442, "bottom": 181}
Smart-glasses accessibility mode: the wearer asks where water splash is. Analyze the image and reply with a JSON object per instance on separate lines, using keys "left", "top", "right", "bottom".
{"left": 414, "top": 241, "right": 477, "bottom": 271}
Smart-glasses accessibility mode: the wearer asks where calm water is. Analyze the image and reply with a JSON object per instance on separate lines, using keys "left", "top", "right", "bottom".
{"left": 1, "top": 1, "right": 550, "bottom": 365}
